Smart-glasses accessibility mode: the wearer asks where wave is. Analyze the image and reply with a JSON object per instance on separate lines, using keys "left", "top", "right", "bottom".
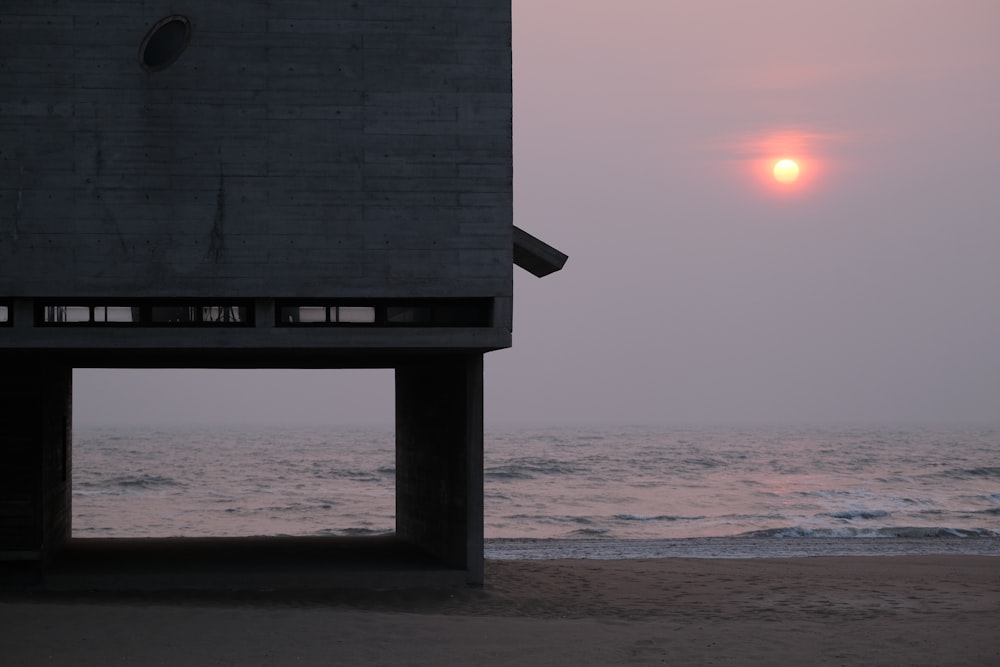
{"left": 485, "top": 469, "right": 534, "bottom": 480}
{"left": 485, "top": 535, "right": 1000, "bottom": 560}
{"left": 820, "top": 510, "right": 891, "bottom": 520}
{"left": 312, "top": 469, "right": 385, "bottom": 483}
{"left": 563, "top": 516, "right": 595, "bottom": 525}
{"left": 333, "top": 527, "right": 393, "bottom": 537}
{"left": 569, "top": 528, "right": 610, "bottom": 537}
{"left": 614, "top": 513, "right": 704, "bottom": 522}
{"left": 485, "top": 458, "right": 582, "bottom": 480}
{"left": 76, "top": 474, "right": 185, "bottom": 492}
{"left": 793, "top": 489, "right": 857, "bottom": 499}
{"left": 739, "top": 526, "right": 1000, "bottom": 539}
{"left": 261, "top": 501, "right": 341, "bottom": 514}
{"left": 680, "top": 457, "right": 725, "bottom": 469}
{"left": 309, "top": 527, "right": 393, "bottom": 537}
{"left": 926, "top": 466, "right": 1000, "bottom": 481}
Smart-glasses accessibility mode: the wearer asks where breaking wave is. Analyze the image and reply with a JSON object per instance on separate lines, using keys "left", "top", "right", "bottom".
{"left": 739, "top": 526, "right": 1000, "bottom": 539}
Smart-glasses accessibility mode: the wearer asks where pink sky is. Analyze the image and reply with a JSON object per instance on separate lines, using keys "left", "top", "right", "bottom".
{"left": 499, "top": 0, "right": 1000, "bottom": 425}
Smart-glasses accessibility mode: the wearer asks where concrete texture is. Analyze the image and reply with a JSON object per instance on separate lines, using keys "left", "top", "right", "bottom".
{"left": 0, "top": 0, "right": 513, "bottom": 308}
{"left": 396, "top": 355, "right": 485, "bottom": 582}
{"left": 0, "top": 0, "right": 518, "bottom": 589}
{"left": 0, "top": 359, "right": 72, "bottom": 560}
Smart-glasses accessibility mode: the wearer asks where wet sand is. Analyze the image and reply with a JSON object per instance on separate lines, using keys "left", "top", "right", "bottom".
{"left": 2, "top": 556, "right": 998, "bottom": 665}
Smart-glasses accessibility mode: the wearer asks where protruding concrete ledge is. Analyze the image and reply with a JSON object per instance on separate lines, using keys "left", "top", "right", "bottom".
{"left": 513, "top": 226, "right": 568, "bottom": 278}
{"left": 41, "top": 536, "right": 467, "bottom": 592}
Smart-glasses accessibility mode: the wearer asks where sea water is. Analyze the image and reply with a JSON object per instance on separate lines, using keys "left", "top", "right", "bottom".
{"left": 72, "top": 425, "right": 1000, "bottom": 558}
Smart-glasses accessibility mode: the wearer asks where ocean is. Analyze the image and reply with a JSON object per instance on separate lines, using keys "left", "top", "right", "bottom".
{"left": 72, "top": 425, "right": 1000, "bottom": 559}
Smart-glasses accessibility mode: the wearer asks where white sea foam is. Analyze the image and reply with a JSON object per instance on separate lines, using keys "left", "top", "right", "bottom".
{"left": 485, "top": 536, "right": 1000, "bottom": 560}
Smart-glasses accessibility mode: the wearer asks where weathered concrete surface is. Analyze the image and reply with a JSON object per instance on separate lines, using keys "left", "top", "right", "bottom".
{"left": 0, "top": 359, "right": 72, "bottom": 566}
{"left": 396, "top": 355, "right": 485, "bottom": 583}
{"left": 0, "top": 0, "right": 512, "bottom": 304}
{"left": 0, "top": 0, "right": 513, "bottom": 590}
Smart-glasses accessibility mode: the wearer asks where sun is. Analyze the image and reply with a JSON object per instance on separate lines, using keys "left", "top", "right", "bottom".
{"left": 741, "top": 130, "right": 828, "bottom": 196}
{"left": 773, "top": 159, "right": 800, "bottom": 183}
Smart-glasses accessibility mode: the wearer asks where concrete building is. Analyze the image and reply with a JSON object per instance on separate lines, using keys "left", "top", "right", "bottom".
{"left": 0, "top": 0, "right": 564, "bottom": 589}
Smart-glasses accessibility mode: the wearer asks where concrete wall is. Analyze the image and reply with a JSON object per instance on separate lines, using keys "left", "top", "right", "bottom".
{"left": 396, "top": 355, "right": 484, "bottom": 583}
{"left": 0, "top": 0, "right": 512, "bottom": 301}
{"left": 0, "top": 359, "right": 71, "bottom": 572}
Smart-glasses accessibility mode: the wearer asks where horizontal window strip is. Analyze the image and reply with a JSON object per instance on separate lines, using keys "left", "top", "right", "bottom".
{"left": 276, "top": 299, "right": 492, "bottom": 328}
{"left": 35, "top": 302, "right": 253, "bottom": 327}
{"left": 19, "top": 299, "right": 493, "bottom": 328}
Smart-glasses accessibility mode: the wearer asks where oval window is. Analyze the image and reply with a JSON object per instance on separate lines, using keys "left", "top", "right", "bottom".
{"left": 139, "top": 16, "right": 192, "bottom": 71}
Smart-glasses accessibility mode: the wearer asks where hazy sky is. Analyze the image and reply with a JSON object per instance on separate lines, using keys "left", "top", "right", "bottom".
{"left": 76, "top": 0, "right": 1000, "bottom": 427}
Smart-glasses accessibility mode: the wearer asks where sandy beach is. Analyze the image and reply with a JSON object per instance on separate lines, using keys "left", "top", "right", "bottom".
{"left": 3, "top": 556, "right": 998, "bottom": 666}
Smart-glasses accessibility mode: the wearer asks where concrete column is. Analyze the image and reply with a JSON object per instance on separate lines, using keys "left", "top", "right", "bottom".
{"left": 395, "top": 354, "right": 484, "bottom": 584}
{"left": 0, "top": 356, "right": 72, "bottom": 583}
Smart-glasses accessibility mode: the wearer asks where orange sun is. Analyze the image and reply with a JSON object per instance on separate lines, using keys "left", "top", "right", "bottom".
{"left": 739, "top": 130, "right": 831, "bottom": 197}
{"left": 773, "top": 159, "right": 800, "bottom": 183}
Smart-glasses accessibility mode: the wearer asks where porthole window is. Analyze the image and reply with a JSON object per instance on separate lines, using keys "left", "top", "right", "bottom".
{"left": 139, "top": 16, "right": 192, "bottom": 71}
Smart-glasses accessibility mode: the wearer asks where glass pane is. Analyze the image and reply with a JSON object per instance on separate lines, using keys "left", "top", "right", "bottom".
{"left": 0, "top": 305, "right": 8, "bottom": 323}
{"left": 152, "top": 306, "right": 197, "bottom": 323}
{"left": 435, "top": 303, "right": 488, "bottom": 326}
{"left": 337, "top": 306, "right": 376, "bottom": 323}
{"left": 200, "top": 306, "right": 244, "bottom": 323}
{"left": 386, "top": 306, "right": 430, "bottom": 324}
{"left": 93, "top": 306, "right": 136, "bottom": 323}
{"left": 105, "top": 307, "right": 136, "bottom": 323}
{"left": 63, "top": 306, "right": 92, "bottom": 323}
{"left": 279, "top": 306, "right": 327, "bottom": 324}
{"left": 297, "top": 307, "right": 328, "bottom": 323}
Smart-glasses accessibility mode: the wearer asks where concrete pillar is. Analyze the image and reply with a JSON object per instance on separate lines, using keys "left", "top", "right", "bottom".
{"left": 0, "top": 356, "right": 72, "bottom": 584}
{"left": 395, "top": 354, "right": 484, "bottom": 584}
